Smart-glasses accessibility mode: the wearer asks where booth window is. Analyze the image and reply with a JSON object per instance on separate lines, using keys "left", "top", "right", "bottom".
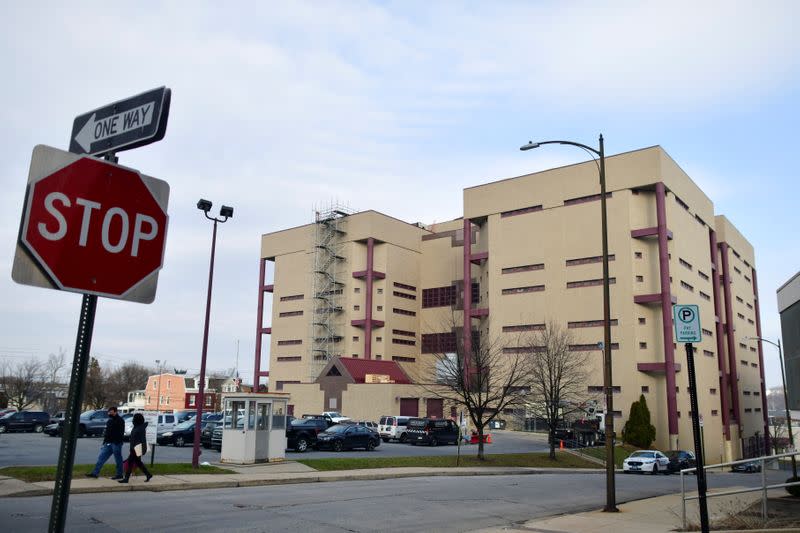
{"left": 273, "top": 404, "right": 286, "bottom": 430}
{"left": 228, "top": 400, "right": 246, "bottom": 429}
{"left": 257, "top": 404, "right": 269, "bottom": 430}
{"left": 247, "top": 401, "right": 256, "bottom": 430}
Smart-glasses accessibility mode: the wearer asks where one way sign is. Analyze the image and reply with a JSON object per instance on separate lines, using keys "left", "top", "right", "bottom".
{"left": 69, "top": 87, "right": 171, "bottom": 156}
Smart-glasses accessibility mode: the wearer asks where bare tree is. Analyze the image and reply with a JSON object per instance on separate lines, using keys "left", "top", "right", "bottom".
{"left": 39, "top": 348, "right": 68, "bottom": 413}
{"left": 105, "top": 362, "right": 152, "bottom": 406}
{"left": 415, "top": 321, "right": 534, "bottom": 460}
{"left": 84, "top": 357, "right": 109, "bottom": 409}
{"left": 0, "top": 358, "right": 46, "bottom": 411}
{"left": 523, "top": 321, "right": 594, "bottom": 459}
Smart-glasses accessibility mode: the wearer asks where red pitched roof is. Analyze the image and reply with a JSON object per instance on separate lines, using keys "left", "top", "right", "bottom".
{"left": 337, "top": 358, "right": 412, "bottom": 384}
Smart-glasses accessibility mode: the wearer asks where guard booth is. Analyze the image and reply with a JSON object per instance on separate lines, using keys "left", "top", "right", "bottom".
{"left": 220, "top": 393, "right": 289, "bottom": 464}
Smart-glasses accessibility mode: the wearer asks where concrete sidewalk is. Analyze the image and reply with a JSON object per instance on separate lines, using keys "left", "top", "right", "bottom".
{"left": 475, "top": 490, "right": 766, "bottom": 533}
{"left": 0, "top": 462, "right": 603, "bottom": 497}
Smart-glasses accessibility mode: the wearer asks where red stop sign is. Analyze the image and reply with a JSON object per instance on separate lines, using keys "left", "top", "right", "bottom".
{"left": 21, "top": 156, "right": 168, "bottom": 300}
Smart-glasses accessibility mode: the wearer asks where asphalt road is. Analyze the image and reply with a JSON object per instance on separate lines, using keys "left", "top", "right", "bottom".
{"left": 0, "top": 471, "right": 788, "bottom": 532}
{"left": 0, "top": 430, "right": 550, "bottom": 467}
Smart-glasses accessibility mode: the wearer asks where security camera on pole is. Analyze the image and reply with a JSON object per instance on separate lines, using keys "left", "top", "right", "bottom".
{"left": 12, "top": 87, "right": 171, "bottom": 533}
{"left": 673, "top": 304, "right": 709, "bottom": 533}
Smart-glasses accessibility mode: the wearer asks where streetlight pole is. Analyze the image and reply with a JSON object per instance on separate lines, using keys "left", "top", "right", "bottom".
{"left": 521, "top": 134, "right": 618, "bottom": 512}
{"left": 746, "top": 336, "right": 797, "bottom": 478}
{"left": 192, "top": 199, "right": 233, "bottom": 469}
{"left": 151, "top": 359, "right": 165, "bottom": 467}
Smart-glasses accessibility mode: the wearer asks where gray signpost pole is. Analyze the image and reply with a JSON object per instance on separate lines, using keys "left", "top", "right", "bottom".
{"left": 48, "top": 294, "right": 97, "bottom": 533}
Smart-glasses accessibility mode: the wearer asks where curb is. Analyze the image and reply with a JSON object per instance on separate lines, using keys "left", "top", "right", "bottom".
{"left": 4, "top": 467, "right": 604, "bottom": 497}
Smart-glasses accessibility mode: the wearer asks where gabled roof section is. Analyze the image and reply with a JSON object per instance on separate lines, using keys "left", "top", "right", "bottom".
{"left": 337, "top": 357, "right": 413, "bottom": 385}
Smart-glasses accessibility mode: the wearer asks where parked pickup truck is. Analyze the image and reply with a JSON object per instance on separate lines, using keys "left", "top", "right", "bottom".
{"left": 286, "top": 417, "right": 329, "bottom": 452}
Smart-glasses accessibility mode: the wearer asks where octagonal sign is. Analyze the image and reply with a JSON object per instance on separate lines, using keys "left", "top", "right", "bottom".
{"left": 12, "top": 145, "right": 169, "bottom": 303}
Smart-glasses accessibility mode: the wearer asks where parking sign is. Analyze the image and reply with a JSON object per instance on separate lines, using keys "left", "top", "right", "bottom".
{"left": 673, "top": 304, "right": 702, "bottom": 343}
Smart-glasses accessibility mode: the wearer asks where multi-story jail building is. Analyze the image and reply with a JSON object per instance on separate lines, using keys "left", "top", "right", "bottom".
{"left": 254, "top": 145, "right": 767, "bottom": 462}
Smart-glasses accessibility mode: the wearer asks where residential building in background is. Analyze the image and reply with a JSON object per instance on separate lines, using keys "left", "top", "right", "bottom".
{"left": 255, "top": 145, "right": 766, "bottom": 462}
{"left": 777, "top": 272, "right": 800, "bottom": 412}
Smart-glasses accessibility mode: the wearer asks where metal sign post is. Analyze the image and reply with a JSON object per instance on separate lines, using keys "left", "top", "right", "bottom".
{"left": 674, "top": 304, "right": 709, "bottom": 533}
{"left": 48, "top": 293, "right": 97, "bottom": 532}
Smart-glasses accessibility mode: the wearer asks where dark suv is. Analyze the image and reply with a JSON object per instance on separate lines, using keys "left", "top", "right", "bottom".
{"left": 287, "top": 418, "right": 329, "bottom": 452}
{"left": 0, "top": 411, "right": 50, "bottom": 433}
{"left": 405, "top": 418, "right": 459, "bottom": 446}
{"left": 59, "top": 410, "right": 110, "bottom": 437}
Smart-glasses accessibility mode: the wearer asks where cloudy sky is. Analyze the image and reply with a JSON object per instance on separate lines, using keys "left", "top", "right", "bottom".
{"left": 1, "top": 2, "right": 798, "bottom": 389}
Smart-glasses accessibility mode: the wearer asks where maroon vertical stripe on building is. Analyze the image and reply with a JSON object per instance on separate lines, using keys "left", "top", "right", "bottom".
{"left": 365, "top": 238, "right": 375, "bottom": 360}
{"left": 709, "top": 229, "right": 731, "bottom": 440}
{"left": 751, "top": 268, "right": 770, "bottom": 452}
{"left": 254, "top": 257, "right": 267, "bottom": 390}
{"left": 462, "top": 219, "right": 472, "bottom": 381}
{"left": 719, "top": 242, "right": 741, "bottom": 430}
{"left": 656, "top": 182, "right": 679, "bottom": 437}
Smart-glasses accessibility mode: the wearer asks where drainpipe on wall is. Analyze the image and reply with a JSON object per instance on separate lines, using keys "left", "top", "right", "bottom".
{"left": 462, "top": 219, "right": 472, "bottom": 384}
{"left": 709, "top": 229, "right": 731, "bottom": 443}
{"left": 751, "top": 268, "right": 770, "bottom": 453}
{"left": 719, "top": 242, "right": 742, "bottom": 440}
{"left": 656, "top": 182, "right": 679, "bottom": 449}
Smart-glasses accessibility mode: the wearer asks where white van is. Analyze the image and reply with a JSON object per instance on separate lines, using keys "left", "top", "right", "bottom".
{"left": 124, "top": 412, "right": 177, "bottom": 439}
{"left": 378, "top": 415, "right": 414, "bottom": 443}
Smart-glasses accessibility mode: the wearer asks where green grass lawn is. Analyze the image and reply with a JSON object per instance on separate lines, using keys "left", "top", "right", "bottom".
{"left": 581, "top": 444, "right": 639, "bottom": 468}
{"left": 0, "top": 463, "right": 234, "bottom": 483}
{"left": 296, "top": 452, "right": 601, "bottom": 471}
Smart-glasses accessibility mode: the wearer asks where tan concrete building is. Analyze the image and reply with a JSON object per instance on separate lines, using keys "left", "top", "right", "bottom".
{"left": 254, "top": 145, "right": 767, "bottom": 461}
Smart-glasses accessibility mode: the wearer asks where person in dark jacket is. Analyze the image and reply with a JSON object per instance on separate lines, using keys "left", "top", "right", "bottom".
{"left": 86, "top": 406, "right": 125, "bottom": 479}
{"left": 119, "top": 413, "right": 152, "bottom": 483}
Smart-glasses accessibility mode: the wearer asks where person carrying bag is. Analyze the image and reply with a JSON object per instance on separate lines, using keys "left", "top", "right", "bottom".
{"left": 119, "top": 413, "right": 153, "bottom": 483}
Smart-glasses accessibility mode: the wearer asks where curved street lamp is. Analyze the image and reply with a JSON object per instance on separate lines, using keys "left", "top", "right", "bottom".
{"left": 520, "top": 134, "right": 617, "bottom": 512}
{"left": 744, "top": 336, "right": 797, "bottom": 478}
{"left": 192, "top": 199, "right": 233, "bottom": 468}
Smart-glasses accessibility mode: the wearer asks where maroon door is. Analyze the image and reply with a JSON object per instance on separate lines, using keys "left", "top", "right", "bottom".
{"left": 426, "top": 398, "right": 443, "bottom": 419}
{"left": 399, "top": 398, "right": 419, "bottom": 417}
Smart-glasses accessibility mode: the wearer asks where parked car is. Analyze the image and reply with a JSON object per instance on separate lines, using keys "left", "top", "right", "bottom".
{"left": 50, "top": 411, "right": 66, "bottom": 424}
{"left": 286, "top": 417, "right": 328, "bottom": 452}
{"left": 353, "top": 421, "right": 378, "bottom": 434}
{"left": 405, "top": 418, "right": 459, "bottom": 446}
{"left": 211, "top": 425, "right": 223, "bottom": 451}
{"left": 0, "top": 411, "right": 51, "bottom": 433}
{"left": 315, "top": 424, "right": 380, "bottom": 451}
{"left": 201, "top": 420, "right": 223, "bottom": 448}
{"left": 44, "top": 422, "right": 61, "bottom": 436}
{"left": 623, "top": 450, "right": 670, "bottom": 474}
{"left": 302, "top": 414, "right": 336, "bottom": 427}
{"left": 322, "top": 411, "right": 351, "bottom": 424}
{"left": 378, "top": 415, "right": 414, "bottom": 443}
{"left": 125, "top": 412, "right": 178, "bottom": 440}
{"left": 157, "top": 420, "right": 204, "bottom": 447}
{"left": 666, "top": 450, "right": 697, "bottom": 474}
{"left": 731, "top": 460, "right": 762, "bottom": 473}
{"left": 0, "top": 408, "right": 17, "bottom": 418}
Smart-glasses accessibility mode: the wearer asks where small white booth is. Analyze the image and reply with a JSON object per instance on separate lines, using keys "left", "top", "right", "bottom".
{"left": 220, "top": 392, "right": 289, "bottom": 464}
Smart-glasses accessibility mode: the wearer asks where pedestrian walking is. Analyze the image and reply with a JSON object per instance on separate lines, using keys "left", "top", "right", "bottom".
{"left": 119, "top": 413, "right": 152, "bottom": 483}
{"left": 85, "top": 406, "right": 125, "bottom": 479}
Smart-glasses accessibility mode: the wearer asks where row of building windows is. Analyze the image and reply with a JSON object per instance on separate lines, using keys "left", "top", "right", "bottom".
{"left": 501, "top": 263, "right": 544, "bottom": 274}
{"left": 566, "top": 277, "right": 617, "bottom": 288}
{"left": 502, "top": 285, "right": 545, "bottom": 295}
{"left": 565, "top": 254, "right": 615, "bottom": 267}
